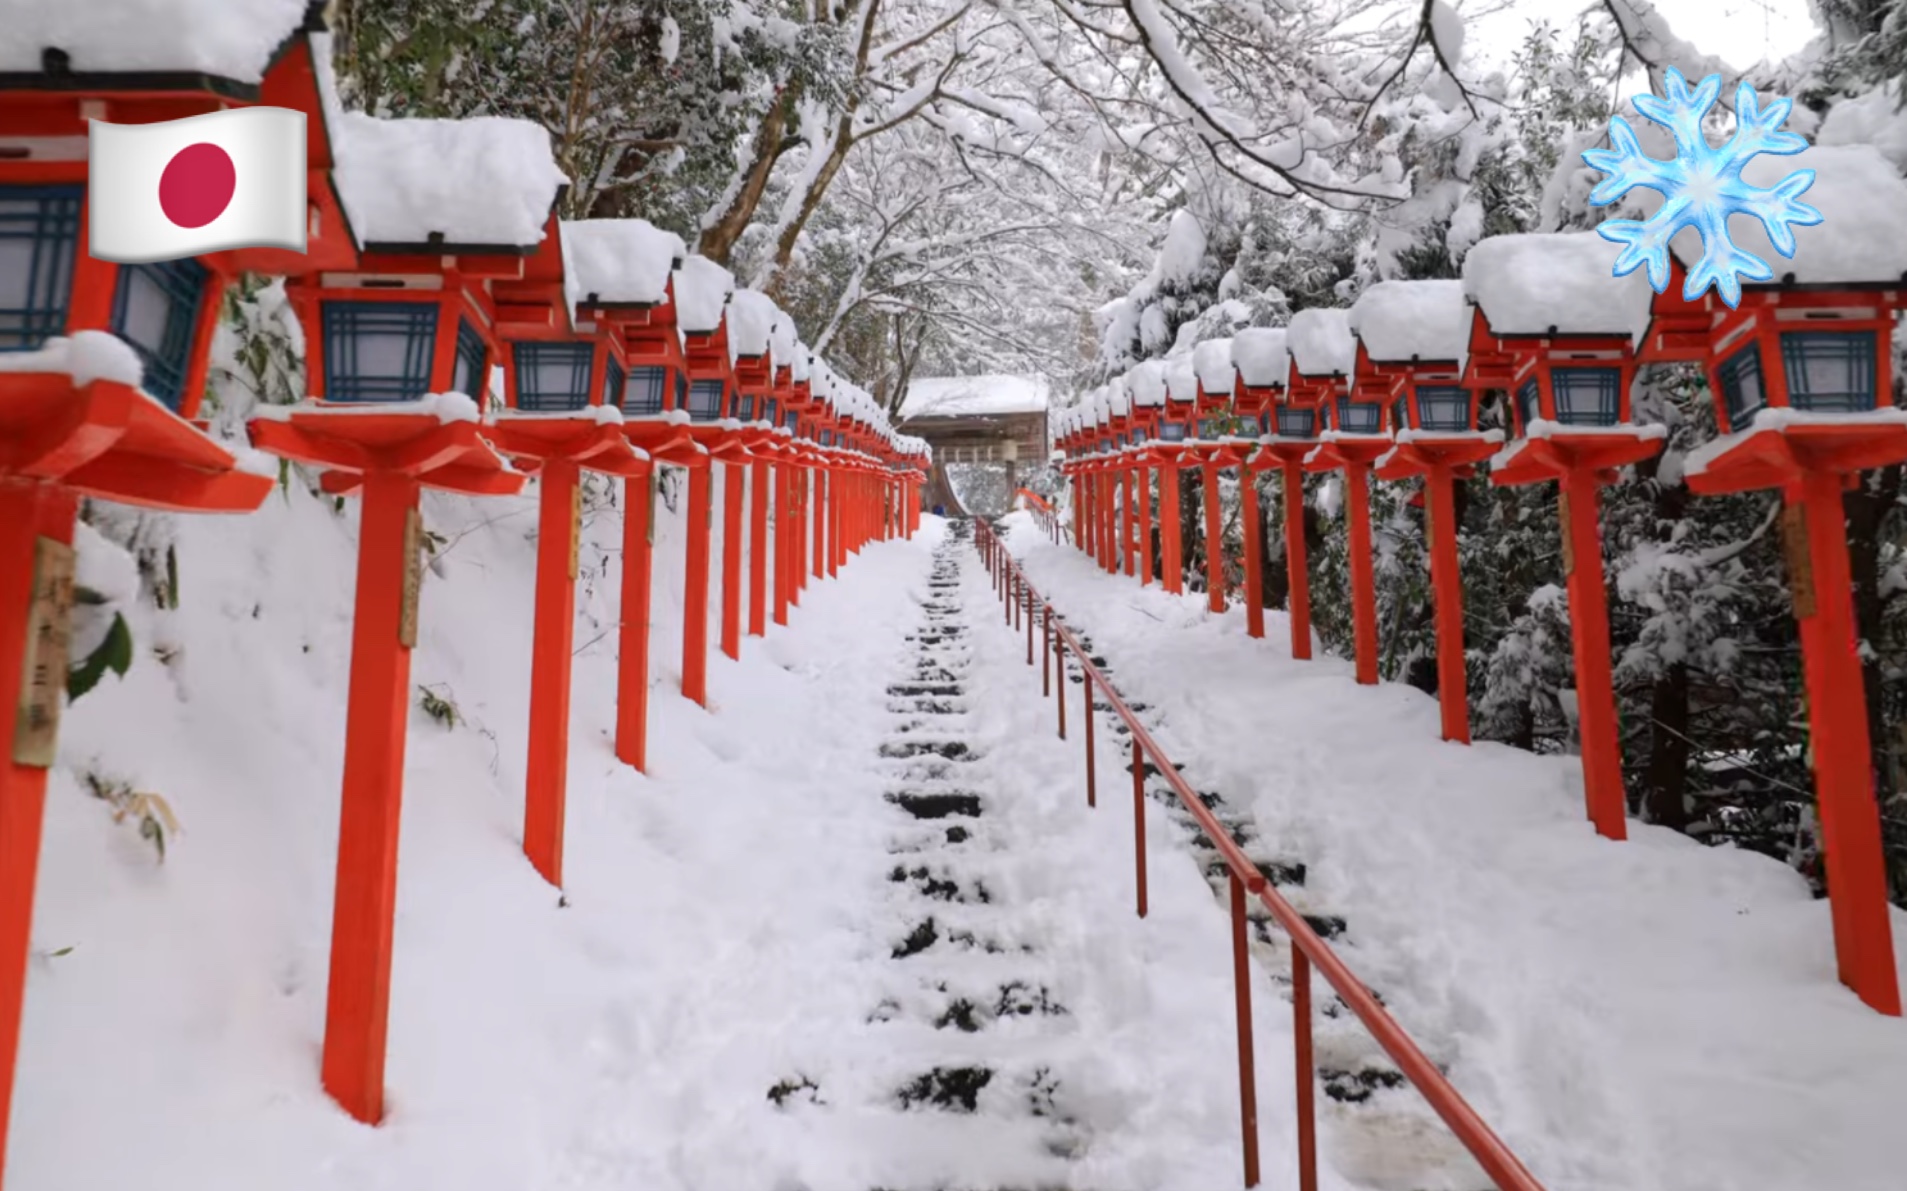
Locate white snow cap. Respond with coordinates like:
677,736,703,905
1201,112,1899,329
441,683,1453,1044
1163,354,1200,403
726,289,778,360
1348,280,1469,363
1157,210,1209,287
1127,359,1167,408
560,219,683,309
1462,231,1654,343
899,375,1048,420
1656,144,1907,286
768,314,800,372
0,0,311,79
672,256,735,336
1105,376,1132,417
333,113,567,250
1231,328,1289,388
1286,308,1356,377
1193,338,1236,395
1817,87,1907,173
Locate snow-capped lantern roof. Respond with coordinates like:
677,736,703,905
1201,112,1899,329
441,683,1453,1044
1107,378,1133,418
672,256,735,337
333,113,568,252
768,314,800,374
726,289,778,361
1193,338,1236,397
1232,328,1289,390
560,219,683,313
1286,308,1356,377
0,0,314,81
1349,280,1469,364
1127,360,1168,408
1163,355,1200,404
1462,232,1654,345
791,348,813,384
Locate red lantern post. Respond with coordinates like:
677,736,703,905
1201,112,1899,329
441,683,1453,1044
1663,144,1907,1015
1190,338,1246,615
725,289,789,643
670,256,740,698
249,112,565,1124
487,218,655,888
1240,331,1321,660
0,17,347,1175
1354,280,1498,743
1291,308,1383,684
1463,231,1662,843
1228,333,1281,640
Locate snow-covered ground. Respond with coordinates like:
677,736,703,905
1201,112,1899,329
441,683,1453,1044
14,483,1377,1190
1000,508,1907,1191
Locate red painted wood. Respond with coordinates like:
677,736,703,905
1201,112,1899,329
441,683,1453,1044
721,461,745,661
1344,461,1379,686
1559,471,1625,842
522,458,578,887
615,472,654,771
1425,467,1470,744
682,464,712,707
1203,464,1226,614
1242,474,1264,639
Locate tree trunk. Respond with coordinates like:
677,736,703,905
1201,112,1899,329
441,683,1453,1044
697,93,791,266
1179,468,1202,591
1643,661,1692,829
1845,464,1900,804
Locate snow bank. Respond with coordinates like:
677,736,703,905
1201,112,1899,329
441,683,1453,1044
560,219,683,311
898,375,1049,420
671,256,734,336
1286,307,1355,377
332,113,567,249
1817,86,1907,174
252,392,481,425
1192,337,1235,395
1685,405,1907,476
1462,231,1653,344
1230,327,1289,389
1348,279,1468,363
0,0,310,79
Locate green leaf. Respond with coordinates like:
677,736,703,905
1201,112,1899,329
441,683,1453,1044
49,946,74,958
67,613,133,702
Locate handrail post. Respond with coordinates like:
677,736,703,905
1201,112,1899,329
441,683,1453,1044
1083,669,1096,809
1042,606,1052,697
1294,948,1318,1191
1231,873,1261,1188
1132,737,1147,919
1025,586,1034,665
1056,637,1067,740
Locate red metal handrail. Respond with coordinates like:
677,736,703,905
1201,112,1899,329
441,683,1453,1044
973,517,1547,1191
1014,487,1068,544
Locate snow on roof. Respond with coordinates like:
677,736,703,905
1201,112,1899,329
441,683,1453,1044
0,0,311,80
791,348,812,383
332,113,566,249
1193,338,1235,394
672,256,734,335
1127,359,1167,407
1817,87,1907,174
1286,308,1355,376
1231,327,1289,388
1462,232,1653,343
898,374,1049,420
726,289,778,359
768,313,800,372
1106,376,1132,417
1655,144,1907,287
1163,354,1199,402
560,220,682,312
1348,280,1469,363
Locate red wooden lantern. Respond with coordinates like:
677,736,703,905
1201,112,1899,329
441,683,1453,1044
483,218,654,889
1463,230,1660,843
1190,337,1242,612
1355,279,1492,743
666,254,738,699
553,218,683,774
245,109,567,1128
1235,329,1309,655
1289,307,1381,685
723,288,783,650
1661,143,1907,1017
0,12,347,1177
1151,357,1201,594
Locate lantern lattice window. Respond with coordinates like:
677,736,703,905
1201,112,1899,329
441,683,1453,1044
0,185,81,351
764,398,779,424
451,319,488,401
735,393,757,421
1551,367,1621,427
1414,386,1470,432
782,407,800,431
686,377,724,421
1514,377,1539,432
1198,415,1226,438
322,301,437,403
1335,398,1382,434
1160,421,1187,442
1715,342,1766,429
1277,407,1316,437
513,342,593,411
1781,331,1877,413
601,356,625,409
625,365,667,414
1132,425,1148,444
111,258,207,410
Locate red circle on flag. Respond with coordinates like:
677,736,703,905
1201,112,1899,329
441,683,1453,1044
158,143,236,229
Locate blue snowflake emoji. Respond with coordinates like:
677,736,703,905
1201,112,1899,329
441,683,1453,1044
1582,68,1821,308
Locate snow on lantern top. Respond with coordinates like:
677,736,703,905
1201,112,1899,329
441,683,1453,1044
1107,377,1133,418
672,256,735,337
1193,338,1236,396
1348,280,1468,363
1462,232,1653,344
769,315,800,373
332,113,568,251
1126,360,1168,408
1645,144,1907,289
1163,354,1200,403
1286,308,1355,377
1231,328,1289,389
726,289,778,361
560,219,683,312
0,0,313,80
